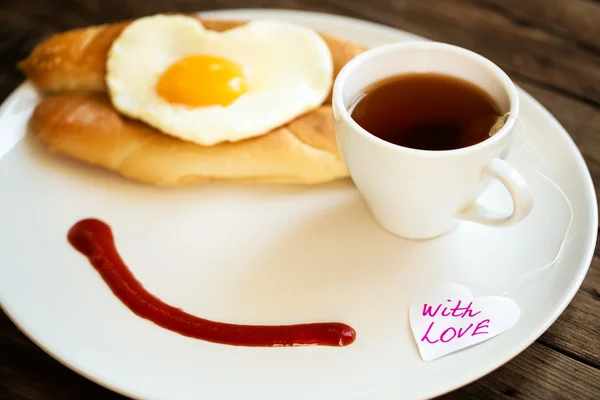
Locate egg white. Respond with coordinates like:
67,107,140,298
106,14,333,146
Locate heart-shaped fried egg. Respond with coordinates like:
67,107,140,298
106,14,333,145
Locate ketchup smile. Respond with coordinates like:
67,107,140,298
68,218,356,347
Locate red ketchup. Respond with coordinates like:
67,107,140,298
68,219,356,347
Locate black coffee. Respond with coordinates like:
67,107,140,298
348,73,502,151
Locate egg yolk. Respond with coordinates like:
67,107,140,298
156,55,247,107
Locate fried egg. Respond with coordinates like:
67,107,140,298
106,14,333,146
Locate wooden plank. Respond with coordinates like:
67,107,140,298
439,342,600,399
583,158,600,210
537,255,600,367
0,312,122,400
477,0,600,51
324,0,600,105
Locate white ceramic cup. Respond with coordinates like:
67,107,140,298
332,42,533,240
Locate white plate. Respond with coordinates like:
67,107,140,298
0,9,597,400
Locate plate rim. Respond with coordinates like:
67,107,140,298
1,8,597,400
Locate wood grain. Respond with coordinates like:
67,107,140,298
324,0,600,106
478,0,600,52
440,342,600,399
1,0,599,399
537,255,600,367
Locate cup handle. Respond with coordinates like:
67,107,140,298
458,158,533,227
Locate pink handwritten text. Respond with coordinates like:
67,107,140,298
420,299,490,345
422,299,481,318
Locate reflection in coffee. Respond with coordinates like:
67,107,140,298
348,73,502,151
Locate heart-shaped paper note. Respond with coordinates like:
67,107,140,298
409,283,520,361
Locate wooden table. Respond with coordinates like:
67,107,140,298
1,0,599,398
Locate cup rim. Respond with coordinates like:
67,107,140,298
332,41,520,157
